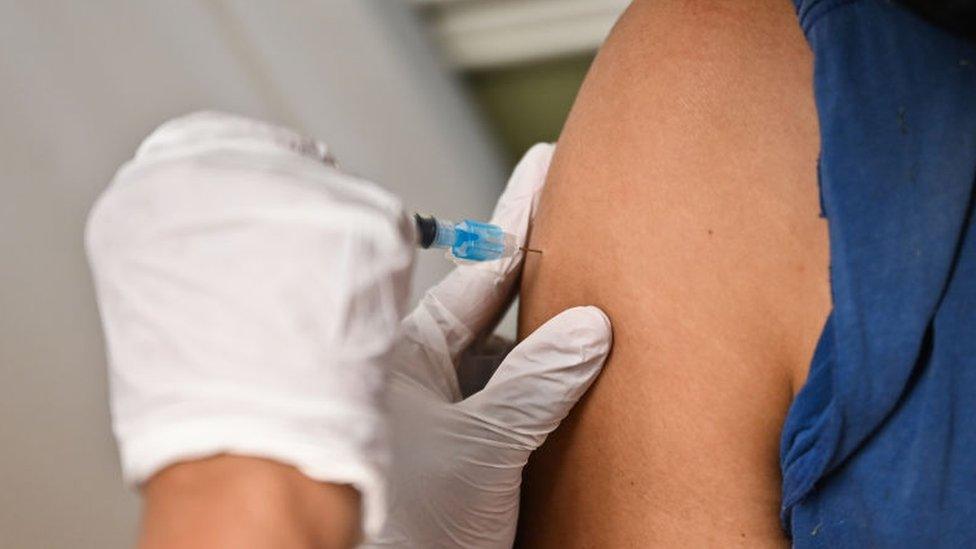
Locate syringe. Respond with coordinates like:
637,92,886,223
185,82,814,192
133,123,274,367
413,213,541,262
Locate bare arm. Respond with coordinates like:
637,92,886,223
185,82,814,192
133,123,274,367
139,456,361,549
517,0,830,545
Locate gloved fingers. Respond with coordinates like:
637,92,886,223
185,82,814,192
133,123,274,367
417,143,555,360
489,142,554,248
388,308,464,403
385,330,512,405
458,306,612,450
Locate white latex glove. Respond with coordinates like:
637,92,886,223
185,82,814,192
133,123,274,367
366,144,613,548
86,112,414,536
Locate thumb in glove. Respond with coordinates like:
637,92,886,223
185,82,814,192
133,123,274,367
459,305,613,452
370,305,612,548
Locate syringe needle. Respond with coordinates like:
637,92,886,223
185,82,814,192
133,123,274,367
520,246,543,254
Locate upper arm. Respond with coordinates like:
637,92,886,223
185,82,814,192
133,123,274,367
516,0,830,545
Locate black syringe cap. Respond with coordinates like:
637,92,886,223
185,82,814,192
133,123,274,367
414,213,438,249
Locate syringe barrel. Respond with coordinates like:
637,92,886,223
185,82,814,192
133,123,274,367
432,218,457,249
413,213,516,262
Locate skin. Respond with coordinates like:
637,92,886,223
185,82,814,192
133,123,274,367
140,456,361,549
516,0,830,546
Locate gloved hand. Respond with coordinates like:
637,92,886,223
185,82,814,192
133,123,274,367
366,144,613,548
86,112,414,537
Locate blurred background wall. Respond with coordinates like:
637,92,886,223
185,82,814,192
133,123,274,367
0,0,623,546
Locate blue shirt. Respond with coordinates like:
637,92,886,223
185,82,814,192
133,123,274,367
781,1,976,545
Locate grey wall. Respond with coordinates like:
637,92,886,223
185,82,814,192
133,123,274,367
0,1,506,546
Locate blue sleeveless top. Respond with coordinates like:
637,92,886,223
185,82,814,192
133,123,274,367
781,1,976,546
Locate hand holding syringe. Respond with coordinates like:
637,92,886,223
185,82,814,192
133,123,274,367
88,113,604,549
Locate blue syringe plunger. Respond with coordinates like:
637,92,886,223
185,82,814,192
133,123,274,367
413,213,517,262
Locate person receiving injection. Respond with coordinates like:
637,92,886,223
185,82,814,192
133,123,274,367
85,112,612,548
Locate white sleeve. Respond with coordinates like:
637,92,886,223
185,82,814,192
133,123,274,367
85,111,415,536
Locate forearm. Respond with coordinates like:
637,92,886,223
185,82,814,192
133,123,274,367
86,112,407,548
139,455,361,549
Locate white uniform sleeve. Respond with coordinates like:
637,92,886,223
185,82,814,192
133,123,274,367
85,112,414,536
